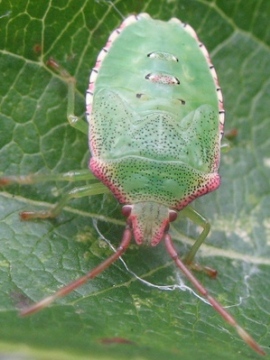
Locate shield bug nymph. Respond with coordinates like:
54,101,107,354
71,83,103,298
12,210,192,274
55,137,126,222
0,13,265,355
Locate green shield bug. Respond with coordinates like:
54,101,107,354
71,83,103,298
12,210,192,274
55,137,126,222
0,13,265,355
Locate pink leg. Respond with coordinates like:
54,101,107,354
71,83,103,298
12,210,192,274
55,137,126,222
164,233,265,356
20,226,132,316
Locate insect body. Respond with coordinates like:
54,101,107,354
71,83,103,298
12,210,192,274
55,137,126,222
0,13,264,355
87,13,222,247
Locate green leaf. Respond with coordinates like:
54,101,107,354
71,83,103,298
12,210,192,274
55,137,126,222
0,0,269,359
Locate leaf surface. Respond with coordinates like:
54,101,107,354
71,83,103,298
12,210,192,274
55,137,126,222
0,0,269,359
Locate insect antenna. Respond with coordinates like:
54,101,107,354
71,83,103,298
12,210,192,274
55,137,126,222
20,226,132,316
164,233,265,356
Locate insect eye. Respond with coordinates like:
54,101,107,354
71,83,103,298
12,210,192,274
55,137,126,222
122,205,132,218
169,210,177,223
